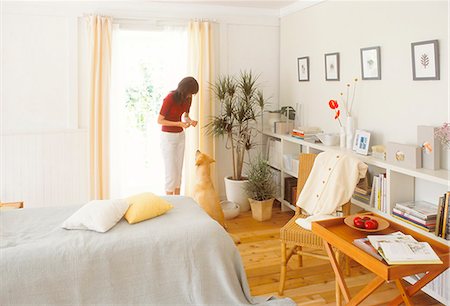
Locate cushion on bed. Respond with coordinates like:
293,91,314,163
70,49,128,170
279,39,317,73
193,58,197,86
124,192,173,224
61,199,129,232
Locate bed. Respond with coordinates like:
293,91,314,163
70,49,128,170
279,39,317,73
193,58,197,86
0,196,295,305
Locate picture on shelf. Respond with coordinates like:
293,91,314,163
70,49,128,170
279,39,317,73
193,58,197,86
353,129,371,155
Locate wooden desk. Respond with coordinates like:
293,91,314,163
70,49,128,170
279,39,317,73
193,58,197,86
312,213,449,306
0,201,23,209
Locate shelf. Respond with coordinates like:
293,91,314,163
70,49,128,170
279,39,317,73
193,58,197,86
263,130,450,246
262,130,450,185
283,168,298,178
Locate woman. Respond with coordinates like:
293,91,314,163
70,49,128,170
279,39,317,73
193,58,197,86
157,76,199,195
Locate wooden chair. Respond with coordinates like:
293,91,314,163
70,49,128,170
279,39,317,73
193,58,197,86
279,153,351,295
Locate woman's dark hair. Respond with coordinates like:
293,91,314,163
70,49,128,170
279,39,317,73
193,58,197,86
173,76,199,104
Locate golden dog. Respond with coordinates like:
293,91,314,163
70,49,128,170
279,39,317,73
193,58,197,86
193,150,225,227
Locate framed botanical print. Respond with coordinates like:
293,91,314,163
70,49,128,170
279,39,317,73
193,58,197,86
325,52,339,81
411,40,439,80
297,57,309,82
360,46,381,80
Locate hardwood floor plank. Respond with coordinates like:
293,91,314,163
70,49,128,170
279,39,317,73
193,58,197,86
228,207,444,306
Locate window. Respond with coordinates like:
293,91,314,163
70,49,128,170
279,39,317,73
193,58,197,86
110,26,187,197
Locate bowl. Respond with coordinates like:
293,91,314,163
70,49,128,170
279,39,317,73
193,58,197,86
221,201,240,220
316,133,339,146
344,214,390,232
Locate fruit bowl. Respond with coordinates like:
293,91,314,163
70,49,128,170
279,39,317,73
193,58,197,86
344,214,389,232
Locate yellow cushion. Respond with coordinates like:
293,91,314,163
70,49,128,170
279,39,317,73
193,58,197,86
124,192,173,224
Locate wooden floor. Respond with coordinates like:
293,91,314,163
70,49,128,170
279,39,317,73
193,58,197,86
226,203,443,306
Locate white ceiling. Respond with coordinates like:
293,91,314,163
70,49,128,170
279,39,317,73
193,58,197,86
158,1,298,10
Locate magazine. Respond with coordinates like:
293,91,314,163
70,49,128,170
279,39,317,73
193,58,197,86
378,241,442,265
367,231,442,265
367,231,415,250
353,238,383,261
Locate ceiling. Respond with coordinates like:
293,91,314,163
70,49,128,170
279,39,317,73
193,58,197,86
158,1,298,10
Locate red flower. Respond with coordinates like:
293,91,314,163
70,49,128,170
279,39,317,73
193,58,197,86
328,99,342,127
334,109,340,120
329,100,339,110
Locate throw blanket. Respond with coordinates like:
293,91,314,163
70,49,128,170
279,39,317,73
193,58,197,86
1,196,294,306
297,150,368,215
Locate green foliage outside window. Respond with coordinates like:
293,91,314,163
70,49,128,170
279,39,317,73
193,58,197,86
124,63,162,133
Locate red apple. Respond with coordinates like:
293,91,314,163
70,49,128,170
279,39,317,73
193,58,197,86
353,218,365,229
362,216,371,221
364,219,379,230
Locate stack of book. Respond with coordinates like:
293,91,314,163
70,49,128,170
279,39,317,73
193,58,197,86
352,185,371,205
435,192,450,239
291,126,322,140
392,201,437,232
369,173,387,212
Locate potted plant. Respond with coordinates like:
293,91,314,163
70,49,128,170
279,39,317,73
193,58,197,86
245,155,277,221
205,71,266,212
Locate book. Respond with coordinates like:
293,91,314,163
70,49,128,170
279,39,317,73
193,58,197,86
394,201,438,220
440,192,450,238
353,238,383,260
378,241,443,265
392,214,435,232
435,195,445,237
368,232,443,265
392,208,437,226
367,231,415,250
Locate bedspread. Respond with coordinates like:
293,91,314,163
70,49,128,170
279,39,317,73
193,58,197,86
0,196,294,305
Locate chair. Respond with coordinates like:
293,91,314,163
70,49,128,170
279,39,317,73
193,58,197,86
279,153,351,295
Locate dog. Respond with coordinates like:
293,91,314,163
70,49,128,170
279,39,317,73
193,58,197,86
193,150,240,244
193,150,225,227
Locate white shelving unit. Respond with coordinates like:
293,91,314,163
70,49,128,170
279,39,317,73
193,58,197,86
262,130,450,304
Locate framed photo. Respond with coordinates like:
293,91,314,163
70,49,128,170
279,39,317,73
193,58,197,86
353,129,371,155
325,52,339,81
411,40,439,80
297,57,309,82
360,46,381,80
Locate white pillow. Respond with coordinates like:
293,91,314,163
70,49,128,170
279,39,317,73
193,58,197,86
62,199,129,233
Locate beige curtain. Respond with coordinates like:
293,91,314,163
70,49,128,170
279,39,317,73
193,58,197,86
86,16,112,200
185,20,216,196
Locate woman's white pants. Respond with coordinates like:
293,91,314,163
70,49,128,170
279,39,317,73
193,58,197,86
160,131,185,192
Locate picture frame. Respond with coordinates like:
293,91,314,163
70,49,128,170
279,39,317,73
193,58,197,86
411,40,439,80
297,56,309,82
353,129,371,155
325,52,339,81
360,46,381,80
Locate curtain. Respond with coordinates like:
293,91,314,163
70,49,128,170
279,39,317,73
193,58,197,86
86,15,112,200
185,20,216,197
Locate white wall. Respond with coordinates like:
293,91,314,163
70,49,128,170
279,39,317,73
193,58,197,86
1,1,280,205
280,1,448,147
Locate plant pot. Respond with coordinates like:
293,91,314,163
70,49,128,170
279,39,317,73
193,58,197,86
224,177,250,212
249,198,274,221
220,201,240,220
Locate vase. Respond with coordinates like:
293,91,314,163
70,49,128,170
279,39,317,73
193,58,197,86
339,126,346,148
346,116,355,149
224,177,250,212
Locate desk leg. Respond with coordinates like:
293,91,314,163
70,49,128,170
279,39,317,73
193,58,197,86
335,276,341,306
388,267,447,306
347,276,385,306
323,241,351,303
394,279,413,306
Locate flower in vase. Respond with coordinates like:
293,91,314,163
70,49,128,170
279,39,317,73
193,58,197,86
339,78,358,117
435,122,450,149
328,99,342,127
